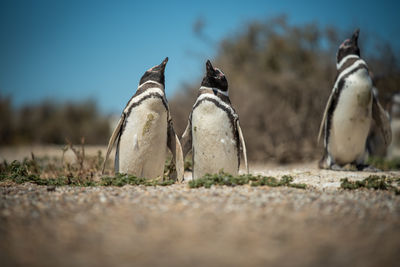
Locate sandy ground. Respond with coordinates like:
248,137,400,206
1,146,400,267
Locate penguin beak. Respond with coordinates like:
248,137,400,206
206,60,214,75
160,57,168,72
161,57,168,66
149,57,168,72
351,28,360,46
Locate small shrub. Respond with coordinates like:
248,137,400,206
0,159,175,187
188,171,306,189
340,175,400,194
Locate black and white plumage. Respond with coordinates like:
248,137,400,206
102,57,184,181
318,29,391,170
388,93,400,159
181,60,248,179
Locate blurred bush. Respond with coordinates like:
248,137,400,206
0,98,110,145
170,16,400,163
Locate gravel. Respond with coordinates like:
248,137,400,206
1,166,400,267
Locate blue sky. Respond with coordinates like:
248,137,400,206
1,0,399,114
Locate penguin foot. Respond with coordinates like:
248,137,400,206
330,164,344,171
330,164,357,171
329,163,381,172
356,164,381,172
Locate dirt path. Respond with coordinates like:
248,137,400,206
1,147,400,266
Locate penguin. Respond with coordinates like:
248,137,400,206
318,29,391,170
181,60,248,179
102,57,184,181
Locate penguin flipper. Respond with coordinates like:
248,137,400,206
167,119,184,182
101,114,125,174
318,87,336,144
180,116,193,159
371,94,392,146
237,121,249,174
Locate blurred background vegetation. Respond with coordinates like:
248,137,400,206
1,16,399,163
0,97,110,145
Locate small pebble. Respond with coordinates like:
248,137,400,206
47,185,56,192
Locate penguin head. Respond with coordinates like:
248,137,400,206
337,28,360,64
201,60,228,92
139,57,168,87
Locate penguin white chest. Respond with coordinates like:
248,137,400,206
118,97,168,178
388,118,400,158
329,69,372,164
191,100,238,179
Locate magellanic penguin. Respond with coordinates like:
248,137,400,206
181,60,248,179
318,29,392,170
102,57,184,181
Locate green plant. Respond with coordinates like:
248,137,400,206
340,175,400,194
188,171,306,189
0,159,175,187
100,173,174,187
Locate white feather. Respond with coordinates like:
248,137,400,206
118,96,168,178
191,99,238,179
328,67,372,164
124,88,165,113
194,93,238,119
199,86,229,96
318,59,368,144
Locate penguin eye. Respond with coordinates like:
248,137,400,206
343,39,353,48
340,39,352,49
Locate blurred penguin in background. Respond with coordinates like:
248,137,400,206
318,29,392,170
